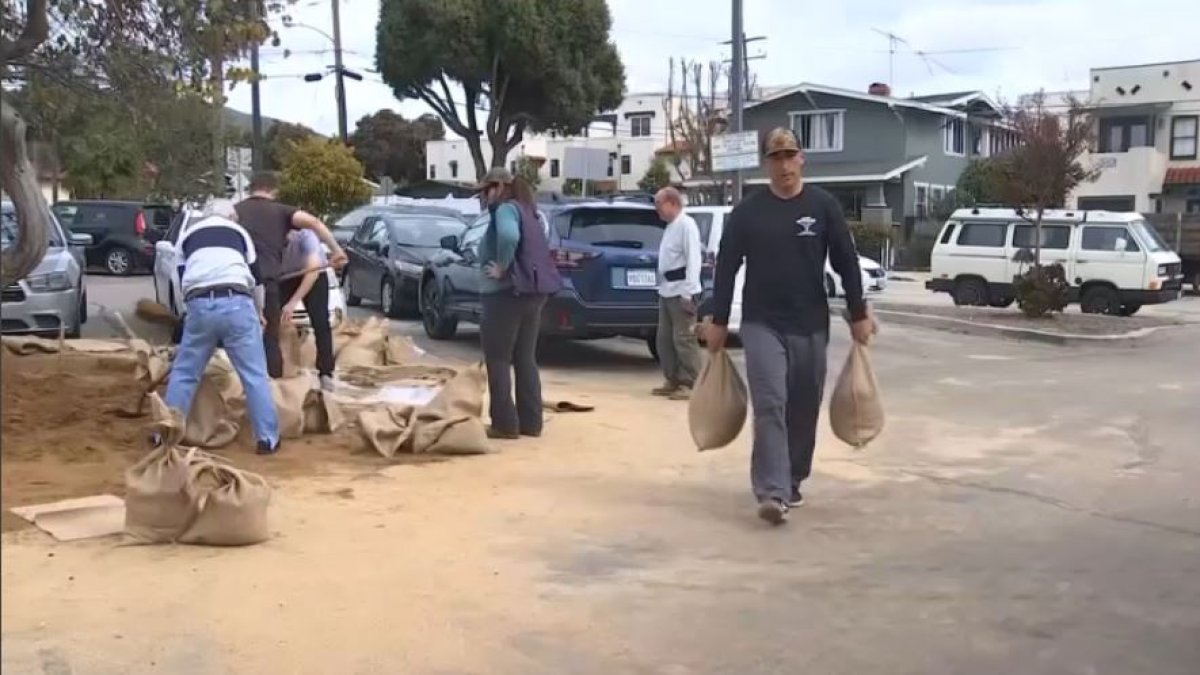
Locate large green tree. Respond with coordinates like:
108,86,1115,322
279,136,373,219
376,0,625,180
350,109,445,185
264,121,319,170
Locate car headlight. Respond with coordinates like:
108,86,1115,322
394,260,423,274
26,271,73,292
1157,265,1168,277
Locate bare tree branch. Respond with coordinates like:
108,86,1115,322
0,0,50,64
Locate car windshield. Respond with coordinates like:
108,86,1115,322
567,208,667,249
1,207,65,249
387,216,466,247
1130,220,1169,253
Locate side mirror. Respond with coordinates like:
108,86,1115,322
363,239,380,253
379,244,390,258
439,235,459,251
69,232,93,246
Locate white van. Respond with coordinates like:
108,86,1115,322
927,207,1184,315
691,205,885,333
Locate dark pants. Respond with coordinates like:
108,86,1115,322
261,280,284,379
741,322,828,503
281,275,335,377
480,292,546,435
656,295,700,387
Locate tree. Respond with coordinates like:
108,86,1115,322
376,0,625,180
513,156,541,190
638,157,672,194
663,58,728,183
349,109,445,184
265,121,318,170
279,137,373,219
992,91,1099,317
955,158,1005,206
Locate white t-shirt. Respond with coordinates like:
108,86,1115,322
177,215,257,295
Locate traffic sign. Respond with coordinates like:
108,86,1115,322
225,146,252,176
711,131,760,172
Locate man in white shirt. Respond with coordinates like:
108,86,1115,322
163,199,281,455
652,187,703,400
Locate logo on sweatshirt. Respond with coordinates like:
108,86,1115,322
795,217,819,237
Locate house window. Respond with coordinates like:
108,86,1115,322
429,164,436,179
1170,116,1198,159
930,185,945,207
944,118,966,156
509,160,517,173
788,110,844,152
970,125,991,157
915,183,929,218
1098,116,1153,153
550,159,560,178
620,155,631,175
448,160,458,179
630,115,652,137
606,156,614,177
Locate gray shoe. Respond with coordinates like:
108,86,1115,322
319,374,336,392
757,499,789,525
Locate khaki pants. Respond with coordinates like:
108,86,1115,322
656,296,700,387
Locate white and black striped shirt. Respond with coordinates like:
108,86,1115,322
177,215,258,296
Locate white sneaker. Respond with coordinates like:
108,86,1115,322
319,375,335,392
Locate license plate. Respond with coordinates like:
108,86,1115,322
625,269,657,288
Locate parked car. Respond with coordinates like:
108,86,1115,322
342,210,468,317
153,209,347,332
331,203,470,246
927,207,1184,315
51,200,173,275
1,201,91,338
419,200,669,356
693,204,883,335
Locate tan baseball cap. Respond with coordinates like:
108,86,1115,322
763,127,802,157
474,167,514,191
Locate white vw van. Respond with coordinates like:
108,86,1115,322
927,208,1184,315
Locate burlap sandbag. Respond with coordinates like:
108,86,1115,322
384,335,420,365
124,404,195,543
829,343,885,448
359,362,489,457
337,317,388,367
182,376,241,447
303,389,346,434
279,324,304,378
177,460,271,546
688,349,748,451
271,375,312,439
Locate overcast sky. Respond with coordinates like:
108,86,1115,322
228,0,1198,138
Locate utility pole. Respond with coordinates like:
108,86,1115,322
249,0,264,171
730,0,745,203
332,0,348,144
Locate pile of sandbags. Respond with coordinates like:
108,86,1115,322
124,402,271,546
358,362,491,457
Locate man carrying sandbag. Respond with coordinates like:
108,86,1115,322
704,128,876,525
651,187,703,401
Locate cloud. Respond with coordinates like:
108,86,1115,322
226,0,1198,136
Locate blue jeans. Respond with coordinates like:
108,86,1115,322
165,293,280,447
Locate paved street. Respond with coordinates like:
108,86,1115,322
6,274,1199,673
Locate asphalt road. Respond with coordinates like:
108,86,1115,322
19,272,1198,674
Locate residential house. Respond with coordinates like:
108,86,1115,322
424,92,679,193
735,82,1014,229
1067,59,1200,214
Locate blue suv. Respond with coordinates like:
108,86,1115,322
418,199,668,356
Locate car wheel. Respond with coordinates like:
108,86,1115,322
381,278,403,319
422,278,458,340
1192,271,1200,294
825,274,838,298
953,278,988,307
1080,286,1121,315
79,288,88,324
343,267,362,306
67,295,83,338
105,247,134,276
988,297,1015,309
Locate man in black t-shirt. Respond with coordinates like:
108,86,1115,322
235,171,347,378
705,127,876,525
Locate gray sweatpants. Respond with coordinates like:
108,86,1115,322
656,296,701,387
740,322,828,503
480,293,547,435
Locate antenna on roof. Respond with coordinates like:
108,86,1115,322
871,28,909,88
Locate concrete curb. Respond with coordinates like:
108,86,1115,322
826,302,1181,346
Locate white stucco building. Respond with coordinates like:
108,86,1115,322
425,92,679,193
1068,59,1200,214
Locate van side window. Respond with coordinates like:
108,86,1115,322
1082,226,1140,252
957,222,1007,247
939,221,958,244
1013,224,1071,250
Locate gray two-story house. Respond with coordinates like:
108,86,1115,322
739,82,1013,230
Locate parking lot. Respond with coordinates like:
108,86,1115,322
5,273,1199,673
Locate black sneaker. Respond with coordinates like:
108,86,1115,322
256,439,281,455
757,499,789,525
789,487,805,508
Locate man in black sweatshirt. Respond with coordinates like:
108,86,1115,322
706,127,876,525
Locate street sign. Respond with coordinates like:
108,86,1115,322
225,146,252,176
711,131,760,172
562,147,612,181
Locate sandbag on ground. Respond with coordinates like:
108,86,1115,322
359,362,489,457
687,349,748,451
829,342,885,448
